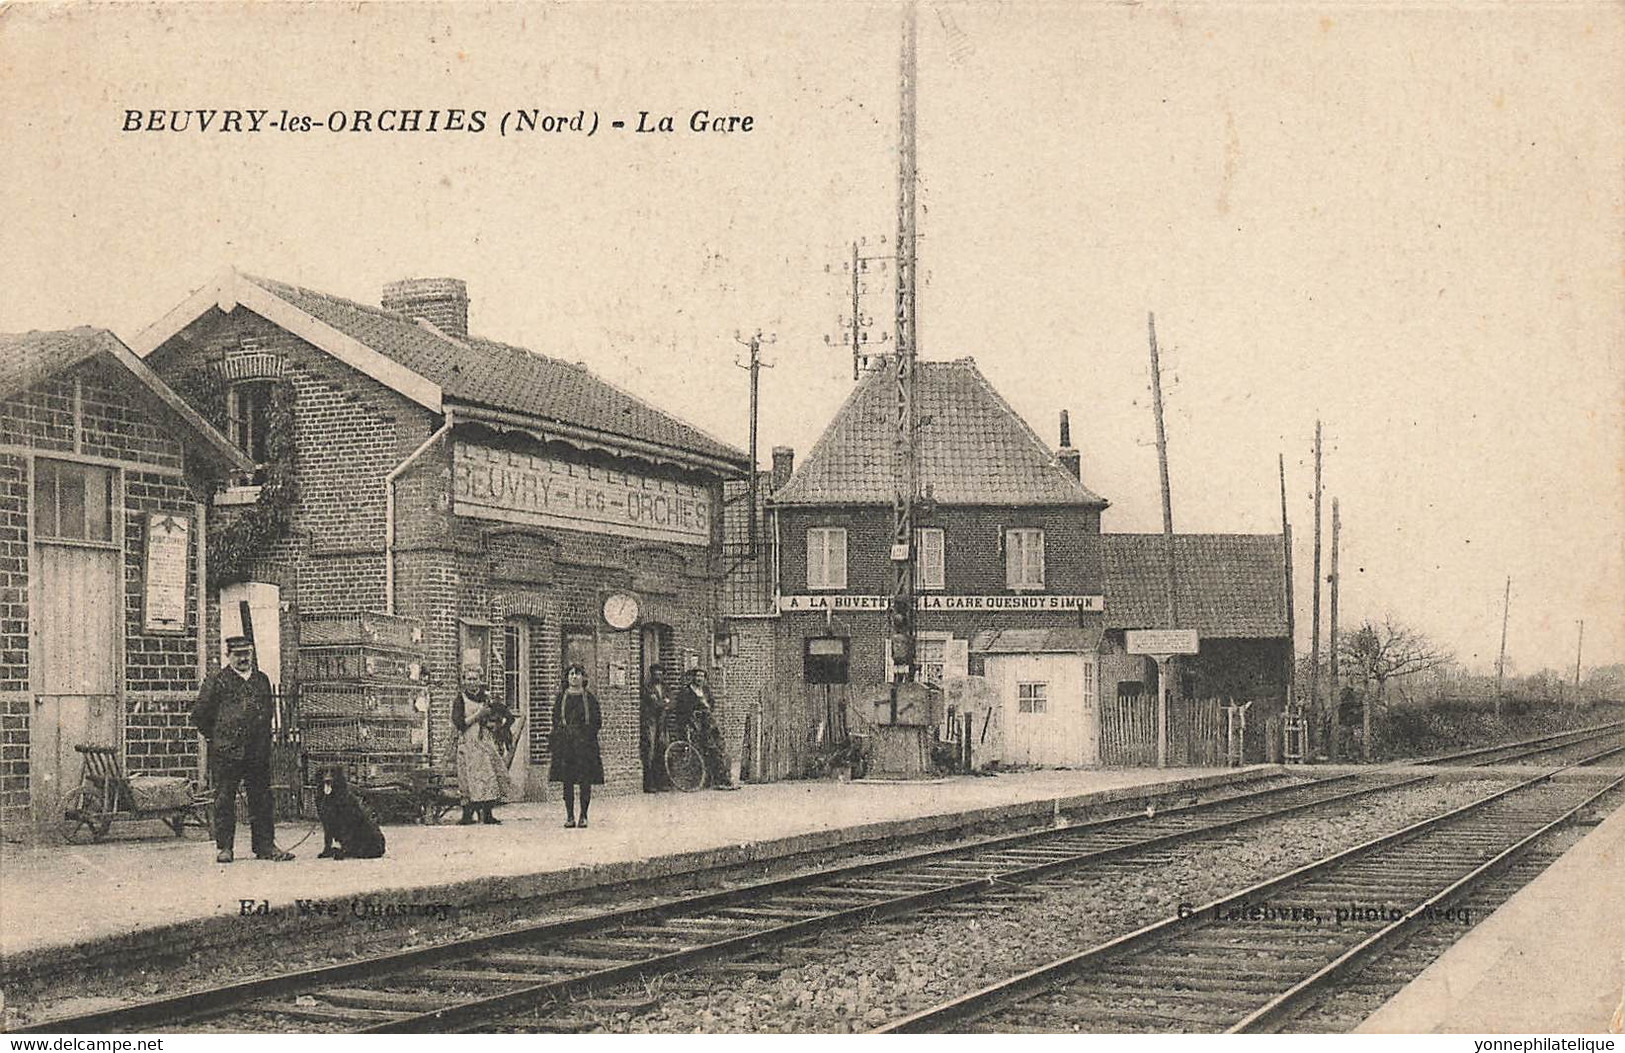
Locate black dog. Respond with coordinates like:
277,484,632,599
316,766,386,860
482,698,518,758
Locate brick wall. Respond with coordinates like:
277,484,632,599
1,693,27,827
777,504,1104,595
80,360,187,469
0,377,74,451
0,455,28,692
717,618,774,768
124,695,202,777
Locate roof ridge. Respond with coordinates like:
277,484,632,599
243,272,746,466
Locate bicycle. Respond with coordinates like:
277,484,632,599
661,714,711,793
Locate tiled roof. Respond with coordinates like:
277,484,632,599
970,625,1104,654
772,359,1108,507
1104,533,1289,638
0,327,249,469
0,326,116,398
241,276,747,469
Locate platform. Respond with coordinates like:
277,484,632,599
1359,789,1625,1034
0,765,1262,974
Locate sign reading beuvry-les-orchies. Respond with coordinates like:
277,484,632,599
453,442,711,546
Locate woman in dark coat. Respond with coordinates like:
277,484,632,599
549,664,604,827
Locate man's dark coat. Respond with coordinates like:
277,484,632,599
192,666,275,761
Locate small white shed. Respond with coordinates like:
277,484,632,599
972,627,1102,768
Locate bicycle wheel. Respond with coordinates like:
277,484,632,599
58,784,111,844
664,740,708,793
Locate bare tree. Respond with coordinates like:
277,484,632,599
1340,617,1453,760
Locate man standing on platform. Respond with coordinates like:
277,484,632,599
192,635,294,863
675,668,738,791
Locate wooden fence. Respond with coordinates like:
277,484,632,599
1101,693,1227,767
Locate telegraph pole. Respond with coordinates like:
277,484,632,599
1574,619,1585,705
734,331,774,555
1148,313,1179,629
1279,454,1299,761
1309,420,1323,755
1328,497,1342,760
888,0,921,686
1495,576,1510,717
825,239,893,379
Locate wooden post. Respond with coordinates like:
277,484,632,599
1279,453,1295,714
1329,497,1341,760
1495,576,1510,718
1156,656,1170,769
1308,420,1323,756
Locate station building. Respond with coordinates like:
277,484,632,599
136,270,748,798
0,328,250,831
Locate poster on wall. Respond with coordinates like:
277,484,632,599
142,512,190,634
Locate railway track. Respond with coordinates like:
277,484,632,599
878,754,1622,1034
1419,720,1625,768
20,768,1439,1034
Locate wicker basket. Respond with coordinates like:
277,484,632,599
301,683,430,720
302,716,420,753
299,611,423,650
299,646,424,684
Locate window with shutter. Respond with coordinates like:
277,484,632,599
1005,528,1045,588
807,527,847,590
916,528,945,590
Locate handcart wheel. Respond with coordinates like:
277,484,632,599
58,784,111,844
664,740,708,793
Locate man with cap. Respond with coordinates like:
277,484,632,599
193,635,293,862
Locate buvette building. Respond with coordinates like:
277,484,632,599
138,269,748,797
723,357,1291,776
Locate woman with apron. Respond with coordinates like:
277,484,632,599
452,664,512,824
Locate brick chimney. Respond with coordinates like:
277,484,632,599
770,446,795,492
1056,410,1081,480
382,278,469,339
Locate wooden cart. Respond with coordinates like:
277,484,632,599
58,744,214,843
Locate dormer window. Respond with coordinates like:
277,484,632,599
226,380,273,487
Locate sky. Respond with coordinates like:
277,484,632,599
2,1,1621,676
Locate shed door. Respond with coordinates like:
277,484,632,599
995,654,1085,767
31,544,121,820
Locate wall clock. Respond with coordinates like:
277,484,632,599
602,592,640,631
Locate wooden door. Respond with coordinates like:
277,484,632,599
996,654,1084,767
31,543,121,820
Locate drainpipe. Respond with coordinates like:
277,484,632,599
385,409,453,616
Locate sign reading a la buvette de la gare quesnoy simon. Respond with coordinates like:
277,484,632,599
452,441,712,546
777,594,1105,613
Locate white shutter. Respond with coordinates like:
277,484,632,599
808,529,826,588
1005,531,1020,588
1030,530,1045,587
831,528,847,589
947,637,969,680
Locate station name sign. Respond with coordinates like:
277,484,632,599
453,442,711,546
778,594,1105,613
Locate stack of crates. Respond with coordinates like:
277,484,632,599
298,611,429,785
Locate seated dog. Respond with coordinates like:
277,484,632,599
315,765,386,860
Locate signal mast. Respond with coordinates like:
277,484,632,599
888,1,921,687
